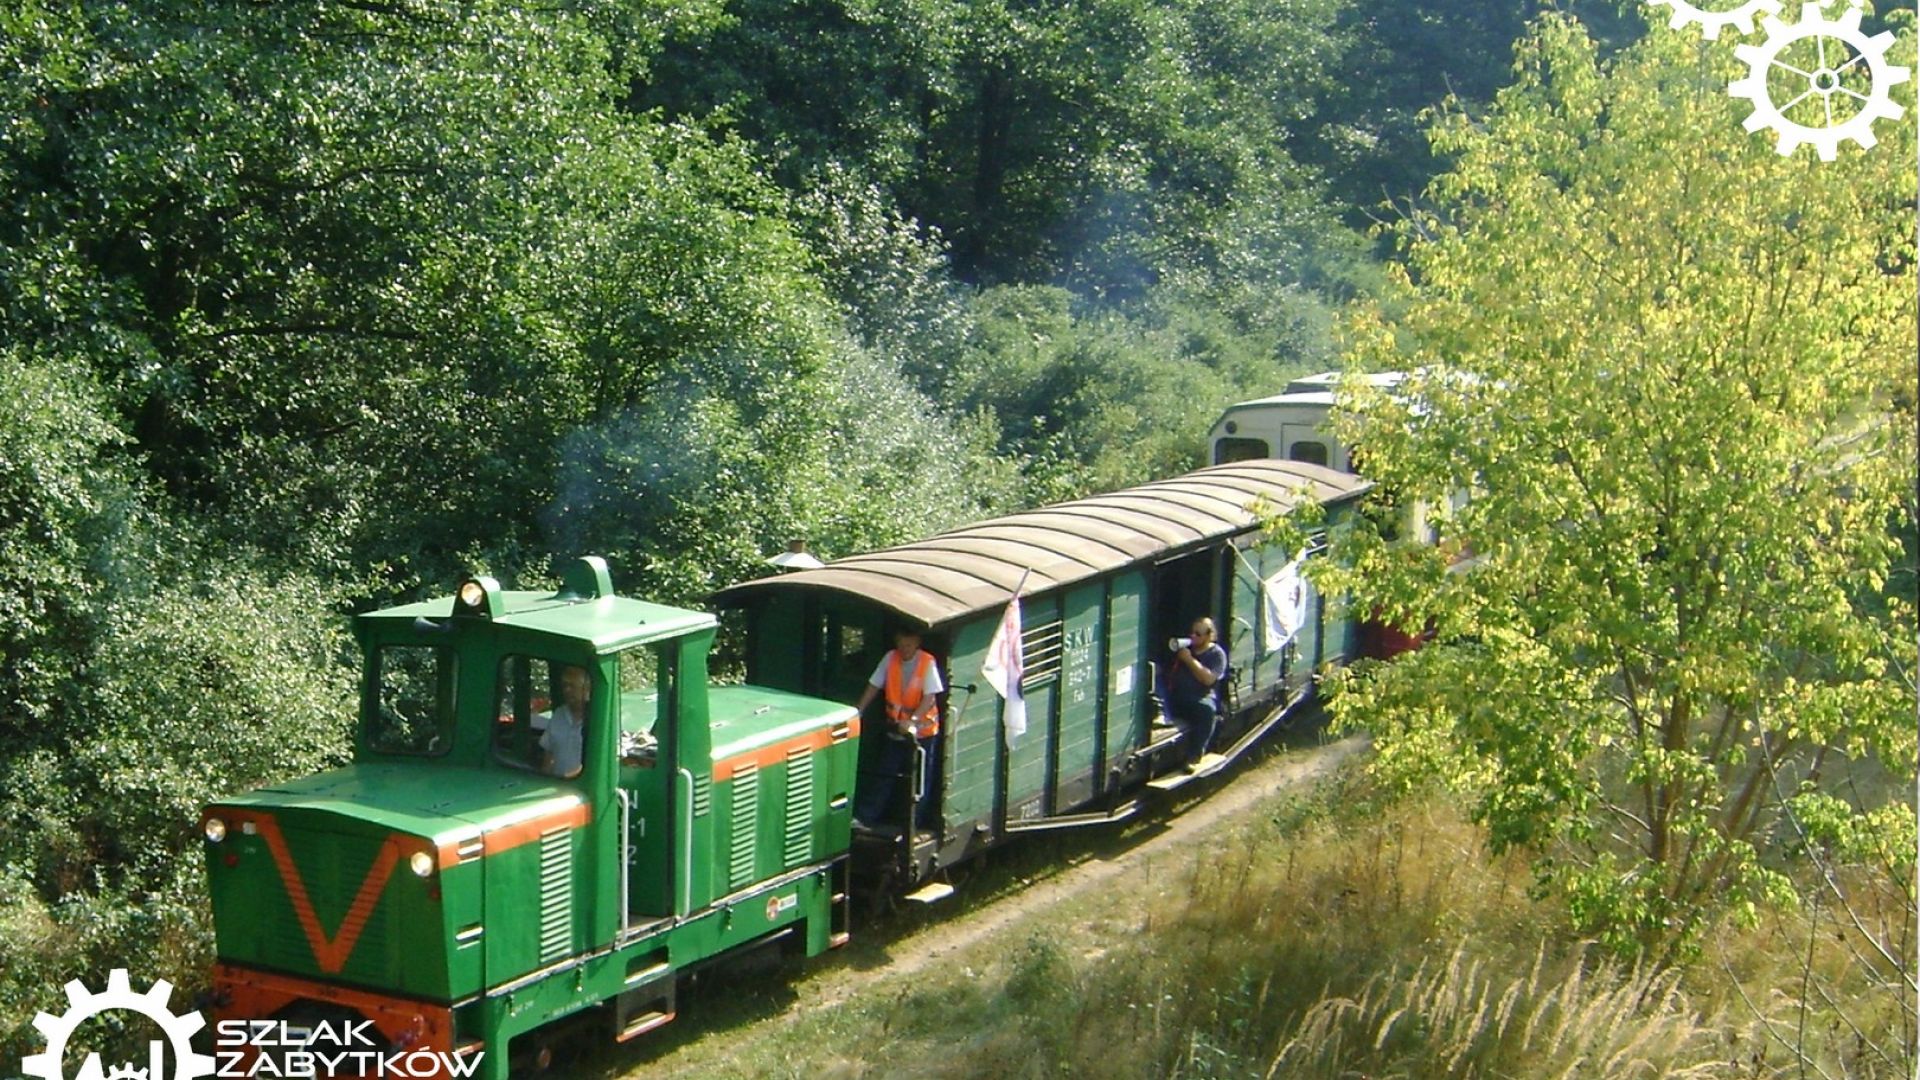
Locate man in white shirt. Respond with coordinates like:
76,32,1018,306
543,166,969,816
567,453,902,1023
536,664,591,779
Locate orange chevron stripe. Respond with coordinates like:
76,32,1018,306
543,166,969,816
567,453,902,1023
251,815,407,974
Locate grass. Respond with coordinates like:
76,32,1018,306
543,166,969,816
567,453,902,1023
603,752,1912,1079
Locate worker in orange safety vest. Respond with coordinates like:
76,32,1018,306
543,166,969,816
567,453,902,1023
852,626,944,830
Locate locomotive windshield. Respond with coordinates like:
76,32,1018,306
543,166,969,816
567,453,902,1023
367,643,455,756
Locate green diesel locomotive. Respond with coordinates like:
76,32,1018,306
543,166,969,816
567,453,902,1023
199,459,1367,1078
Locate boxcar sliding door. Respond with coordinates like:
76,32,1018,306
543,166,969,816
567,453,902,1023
1005,594,1060,823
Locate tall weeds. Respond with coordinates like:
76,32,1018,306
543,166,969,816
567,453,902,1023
1261,941,1727,1079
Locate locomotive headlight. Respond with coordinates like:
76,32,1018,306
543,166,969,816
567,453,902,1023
458,581,486,609
410,851,436,878
204,817,228,843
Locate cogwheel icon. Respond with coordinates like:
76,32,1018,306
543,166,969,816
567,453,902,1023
1729,2,1911,160
20,969,216,1080
1645,0,1780,41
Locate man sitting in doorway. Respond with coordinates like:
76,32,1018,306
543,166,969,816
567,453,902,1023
1168,617,1227,772
851,626,943,831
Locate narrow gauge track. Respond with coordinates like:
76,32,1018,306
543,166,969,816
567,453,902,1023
591,721,1367,1079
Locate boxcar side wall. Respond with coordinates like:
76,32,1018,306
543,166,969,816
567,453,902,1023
1056,581,1106,810
940,570,1154,832
941,614,997,835
1104,571,1149,780
1005,591,1056,821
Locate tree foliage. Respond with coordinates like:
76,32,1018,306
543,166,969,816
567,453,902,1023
1287,0,1637,234
642,0,1360,298
1318,12,1917,958
0,1,1013,1054
2,0,862,583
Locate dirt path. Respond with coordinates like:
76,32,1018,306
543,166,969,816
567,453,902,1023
805,733,1364,1009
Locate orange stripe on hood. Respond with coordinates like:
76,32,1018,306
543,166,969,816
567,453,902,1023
250,816,405,975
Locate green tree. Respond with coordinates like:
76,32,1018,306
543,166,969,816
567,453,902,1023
0,351,130,729
0,562,354,1061
1315,11,1917,959
1,0,829,588
641,0,1361,300
1288,0,1637,235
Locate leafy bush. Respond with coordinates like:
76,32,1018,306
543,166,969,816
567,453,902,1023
0,565,353,1064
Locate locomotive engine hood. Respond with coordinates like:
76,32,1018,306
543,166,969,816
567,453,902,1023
201,763,586,1002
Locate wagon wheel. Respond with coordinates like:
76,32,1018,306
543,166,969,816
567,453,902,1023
943,851,985,890
861,875,900,920
854,856,902,921
511,1029,558,1075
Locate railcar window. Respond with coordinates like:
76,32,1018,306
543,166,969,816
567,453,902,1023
369,645,454,756
1214,437,1269,464
1021,619,1064,688
1288,441,1330,467
618,646,660,693
826,618,874,698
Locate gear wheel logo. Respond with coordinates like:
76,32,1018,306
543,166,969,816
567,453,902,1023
1729,2,1911,160
20,969,217,1080
1645,0,1781,40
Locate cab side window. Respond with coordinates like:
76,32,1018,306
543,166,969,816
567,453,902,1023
368,645,454,756
617,646,670,769
1288,441,1330,467
493,656,594,779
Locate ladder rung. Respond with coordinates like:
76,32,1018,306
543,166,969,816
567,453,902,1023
616,1010,676,1043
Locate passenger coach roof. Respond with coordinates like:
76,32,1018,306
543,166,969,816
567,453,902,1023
714,460,1369,629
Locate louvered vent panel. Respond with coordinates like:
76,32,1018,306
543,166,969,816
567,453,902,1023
691,772,711,817
728,764,759,890
265,832,390,973
537,828,572,962
783,746,814,865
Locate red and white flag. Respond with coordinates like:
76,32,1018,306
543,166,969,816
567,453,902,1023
981,584,1027,748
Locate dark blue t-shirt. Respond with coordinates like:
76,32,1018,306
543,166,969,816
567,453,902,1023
1169,643,1227,707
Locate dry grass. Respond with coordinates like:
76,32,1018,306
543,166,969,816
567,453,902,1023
1261,941,1727,1079
622,763,1911,1080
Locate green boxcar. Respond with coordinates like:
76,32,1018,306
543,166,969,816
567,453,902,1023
716,460,1370,889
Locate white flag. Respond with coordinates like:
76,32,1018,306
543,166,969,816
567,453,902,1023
981,593,1027,747
1261,557,1309,653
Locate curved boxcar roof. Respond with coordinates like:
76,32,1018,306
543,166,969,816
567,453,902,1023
714,460,1370,629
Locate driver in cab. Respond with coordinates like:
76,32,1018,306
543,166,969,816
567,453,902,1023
535,665,591,779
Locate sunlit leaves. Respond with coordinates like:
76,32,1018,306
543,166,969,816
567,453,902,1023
1319,10,1917,955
